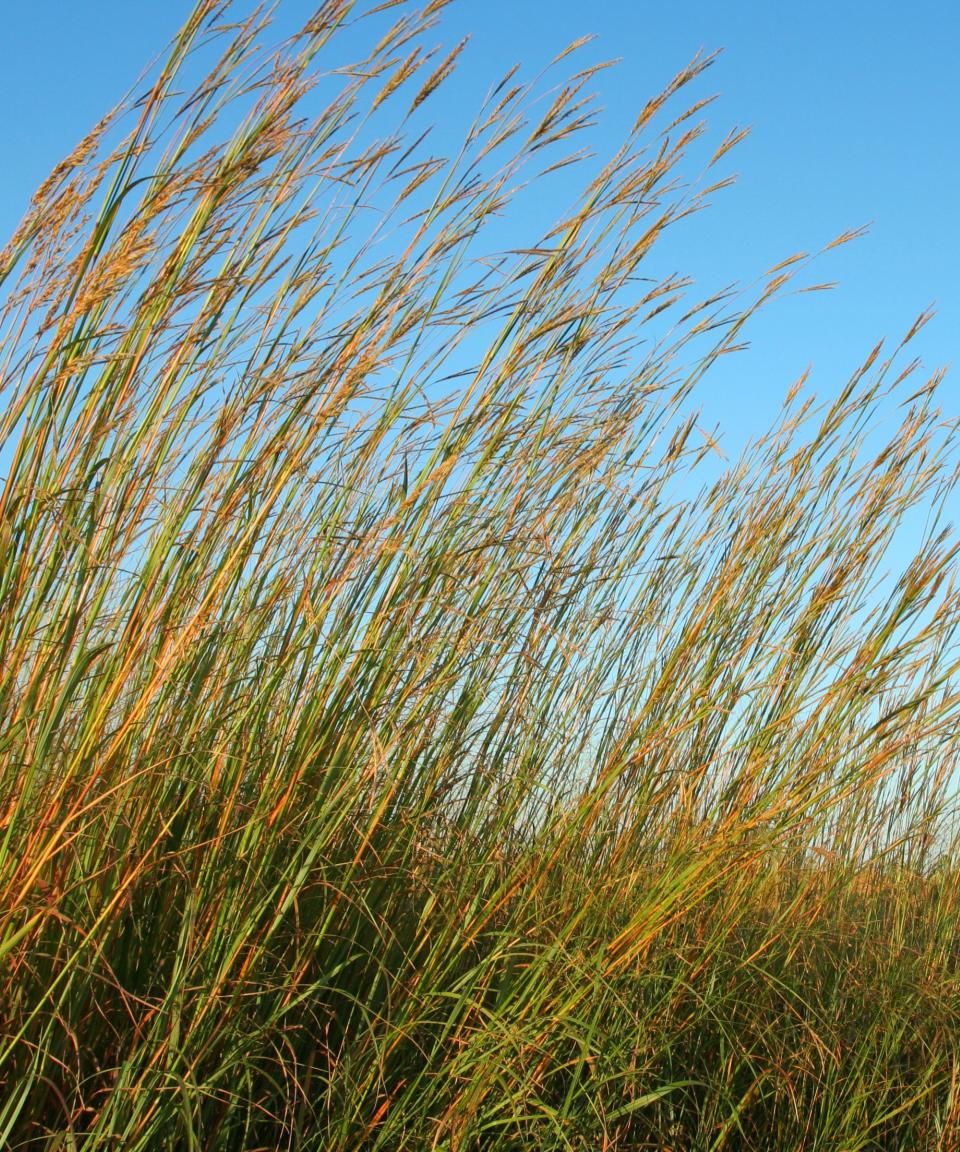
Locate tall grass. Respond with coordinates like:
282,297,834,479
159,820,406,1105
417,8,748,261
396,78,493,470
2,2,960,1147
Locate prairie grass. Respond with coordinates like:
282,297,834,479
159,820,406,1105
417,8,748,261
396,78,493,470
2,2,960,1148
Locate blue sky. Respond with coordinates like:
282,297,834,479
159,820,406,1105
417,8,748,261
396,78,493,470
1,1,957,456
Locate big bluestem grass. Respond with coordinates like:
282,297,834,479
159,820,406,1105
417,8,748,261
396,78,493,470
1,2,959,1148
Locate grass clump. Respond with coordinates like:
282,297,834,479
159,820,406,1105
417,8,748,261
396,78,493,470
1,2,960,1148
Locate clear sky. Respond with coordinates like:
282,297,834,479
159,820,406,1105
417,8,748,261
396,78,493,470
1,1,957,457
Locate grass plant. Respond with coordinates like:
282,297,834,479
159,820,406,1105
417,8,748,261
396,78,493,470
1,2,960,1148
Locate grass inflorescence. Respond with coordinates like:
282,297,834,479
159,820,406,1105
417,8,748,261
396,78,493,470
1,2,960,1148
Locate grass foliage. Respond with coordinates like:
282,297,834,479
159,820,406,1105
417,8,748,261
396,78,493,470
2,2,960,1147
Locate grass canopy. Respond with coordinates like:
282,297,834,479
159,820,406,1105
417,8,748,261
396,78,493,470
1,2,959,1148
